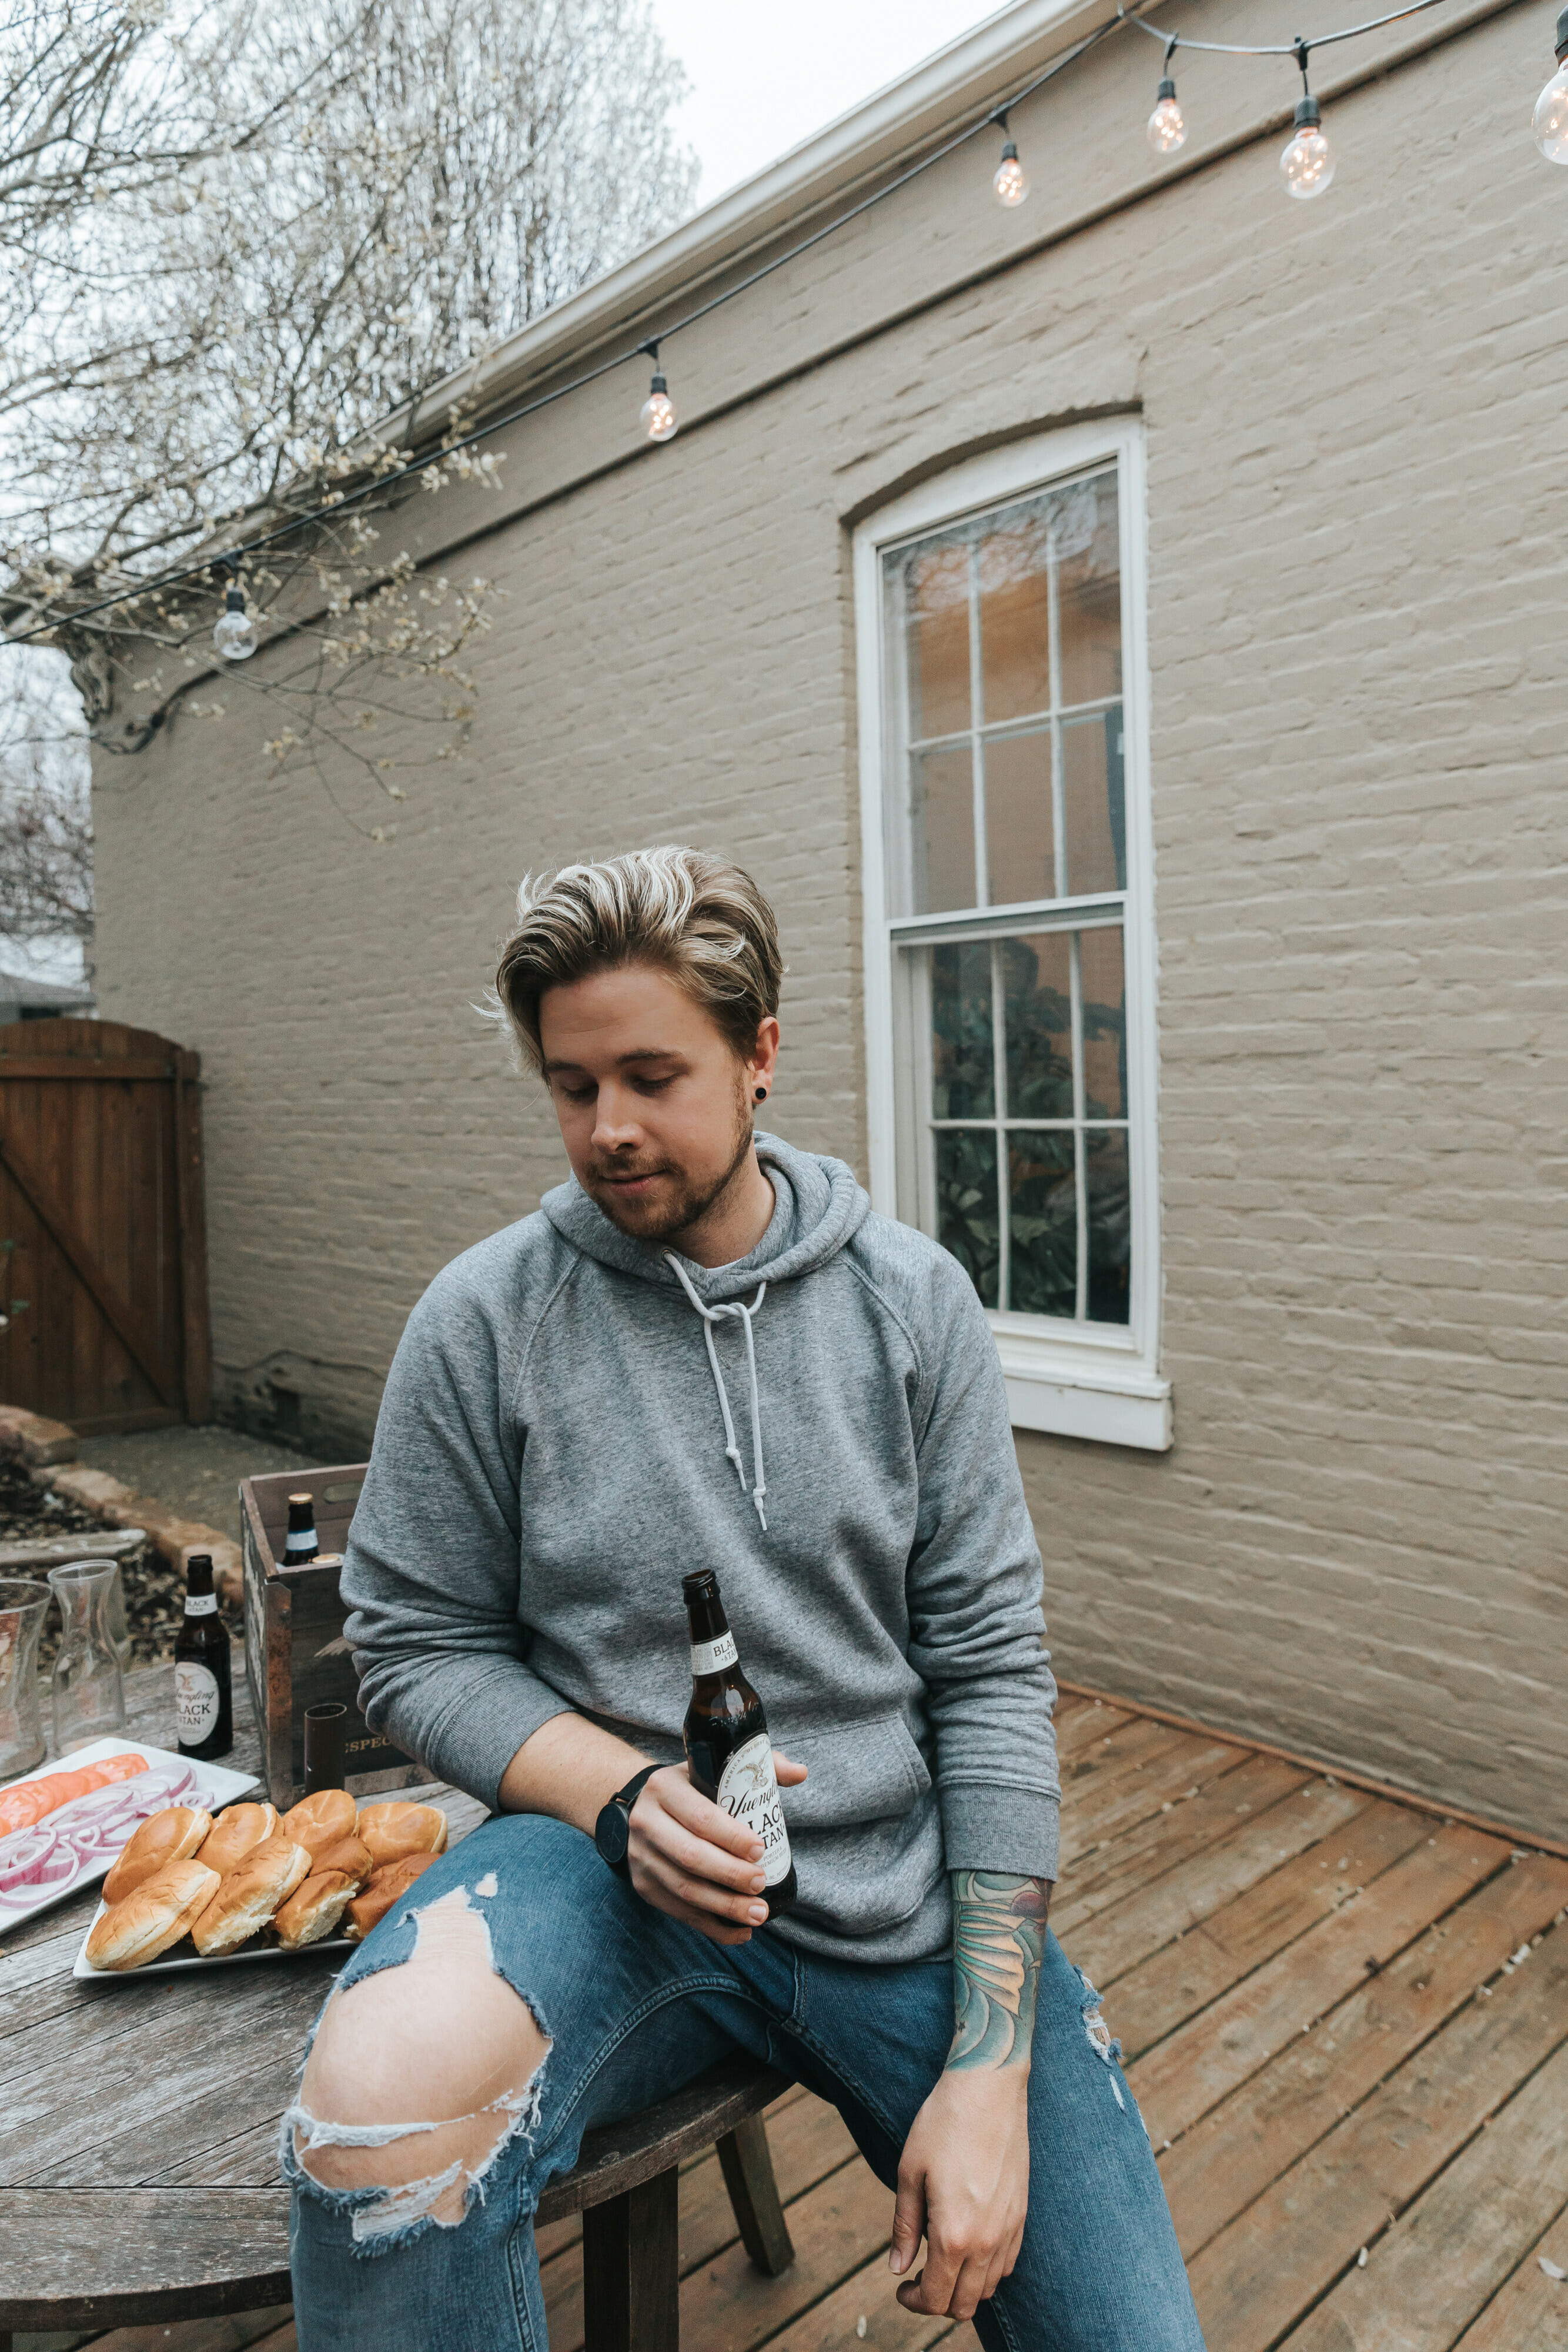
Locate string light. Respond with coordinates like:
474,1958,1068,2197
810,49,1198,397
638,342,677,442
212,580,259,659
1280,45,1334,198
992,115,1029,205
1533,7,1568,159
1147,42,1186,151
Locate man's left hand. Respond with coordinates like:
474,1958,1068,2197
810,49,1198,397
888,2064,1029,2319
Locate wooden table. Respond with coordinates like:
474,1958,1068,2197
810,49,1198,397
0,1661,489,2340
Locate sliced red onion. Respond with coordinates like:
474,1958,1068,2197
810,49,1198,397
0,1825,58,1890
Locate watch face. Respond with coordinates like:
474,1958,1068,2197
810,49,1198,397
596,1799,632,1869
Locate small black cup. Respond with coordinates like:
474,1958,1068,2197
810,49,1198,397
303,1700,349,1795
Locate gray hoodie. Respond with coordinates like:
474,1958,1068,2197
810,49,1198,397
343,1133,1059,1964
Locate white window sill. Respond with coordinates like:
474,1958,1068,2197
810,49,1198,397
990,1325,1172,1451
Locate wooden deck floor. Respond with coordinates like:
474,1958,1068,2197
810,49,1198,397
25,1689,1568,2352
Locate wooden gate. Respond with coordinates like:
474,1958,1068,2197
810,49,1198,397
0,1018,210,1434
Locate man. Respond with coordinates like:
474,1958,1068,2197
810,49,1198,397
286,846,1205,2350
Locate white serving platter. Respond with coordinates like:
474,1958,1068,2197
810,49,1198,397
72,1782,453,1980
1,1736,258,1935
73,1907,352,1979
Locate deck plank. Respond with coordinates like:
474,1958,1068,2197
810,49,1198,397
1185,1915,1568,2351
1449,2199,1568,2349
1276,2037,1568,2351
1113,1798,1433,2061
1125,1822,1510,2130
1053,1753,1308,1922
1058,1738,1245,1866
1067,1778,1369,1990
1054,1695,1132,1758
1160,1852,1568,2253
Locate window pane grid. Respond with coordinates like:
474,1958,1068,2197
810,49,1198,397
908,692,1121,753
885,462,1132,1331
912,927,1125,1320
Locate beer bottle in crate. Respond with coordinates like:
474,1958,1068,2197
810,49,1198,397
175,1553,233,1760
281,1493,319,1566
681,1569,796,1916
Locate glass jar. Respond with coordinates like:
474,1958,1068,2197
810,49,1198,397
47,1559,127,1753
51,1553,132,1671
0,1578,51,1778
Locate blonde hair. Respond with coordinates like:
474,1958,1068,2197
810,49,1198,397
494,846,783,1073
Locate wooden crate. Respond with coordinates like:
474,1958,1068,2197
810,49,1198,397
239,1462,420,1809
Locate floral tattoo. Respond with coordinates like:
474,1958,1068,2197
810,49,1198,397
948,1871,1051,2072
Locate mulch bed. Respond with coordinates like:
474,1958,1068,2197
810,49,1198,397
0,1457,241,1675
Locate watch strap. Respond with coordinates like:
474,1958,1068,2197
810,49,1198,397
614,1764,660,1812
595,1763,660,1876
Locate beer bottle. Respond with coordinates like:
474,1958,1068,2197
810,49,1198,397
681,1569,796,1916
281,1493,319,1567
175,1553,233,1760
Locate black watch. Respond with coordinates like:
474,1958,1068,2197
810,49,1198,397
594,1765,660,1876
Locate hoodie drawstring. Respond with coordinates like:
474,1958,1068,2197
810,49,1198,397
663,1253,770,1532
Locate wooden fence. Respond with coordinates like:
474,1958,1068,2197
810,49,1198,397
0,1018,210,1434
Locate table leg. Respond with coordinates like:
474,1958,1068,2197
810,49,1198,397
582,2164,678,2352
717,2113,795,2276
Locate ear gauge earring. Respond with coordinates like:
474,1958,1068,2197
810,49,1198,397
754,1087,767,1103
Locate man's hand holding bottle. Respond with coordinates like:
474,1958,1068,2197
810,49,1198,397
622,1753,807,1944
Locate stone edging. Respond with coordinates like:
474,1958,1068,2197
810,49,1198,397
0,1405,243,1603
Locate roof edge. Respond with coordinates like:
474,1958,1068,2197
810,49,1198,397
374,0,1115,445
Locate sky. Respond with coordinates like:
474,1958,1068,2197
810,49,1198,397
648,0,1004,206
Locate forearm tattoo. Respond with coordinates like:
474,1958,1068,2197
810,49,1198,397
948,1870,1051,2072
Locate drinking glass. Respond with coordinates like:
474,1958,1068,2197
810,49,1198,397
303,1700,349,1795
0,1579,50,1778
47,1559,127,1753
52,1551,132,1670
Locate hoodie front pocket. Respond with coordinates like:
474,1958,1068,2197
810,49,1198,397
779,1714,932,1834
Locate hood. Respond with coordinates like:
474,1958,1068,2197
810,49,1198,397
539,1130,870,1301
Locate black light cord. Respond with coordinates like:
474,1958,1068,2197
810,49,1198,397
7,0,1468,646
1119,0,1456,59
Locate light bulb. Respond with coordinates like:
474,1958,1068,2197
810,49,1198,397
1533,14,1568,159
212,584,259,660
994,139,1028,207
640,370,677,442
1534,64,1568,156
1147,79,1186,154
1280,96,1335,199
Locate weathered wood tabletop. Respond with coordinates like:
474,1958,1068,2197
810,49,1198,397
0,1662,486,2333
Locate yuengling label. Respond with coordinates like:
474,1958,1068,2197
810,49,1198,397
716,1731,792,1887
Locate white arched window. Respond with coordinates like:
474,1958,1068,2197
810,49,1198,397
855,420,1169,1449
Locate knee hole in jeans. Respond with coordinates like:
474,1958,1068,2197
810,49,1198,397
288,1883,551,2242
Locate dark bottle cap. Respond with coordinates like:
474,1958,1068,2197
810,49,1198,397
681,1570,720,1602
303,1700,349,1795
185,1553,215,1595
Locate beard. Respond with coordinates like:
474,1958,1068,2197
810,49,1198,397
580,1085,755,1247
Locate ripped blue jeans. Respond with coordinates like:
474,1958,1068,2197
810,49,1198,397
286,1813,1205,2351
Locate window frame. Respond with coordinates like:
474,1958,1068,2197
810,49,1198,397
854,419,1171,1451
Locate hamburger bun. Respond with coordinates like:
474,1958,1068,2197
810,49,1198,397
279,1788,357,1857
85,1857,220,1971
274,1869,357,1950
189,1833,311,1956
355,1802,449,1869
197,1801,279,1876
307,1833,374,1890
345,1851,439,1941
103,1805,213,1904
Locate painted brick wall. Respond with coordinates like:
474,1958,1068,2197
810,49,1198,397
91,0,1568,1836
